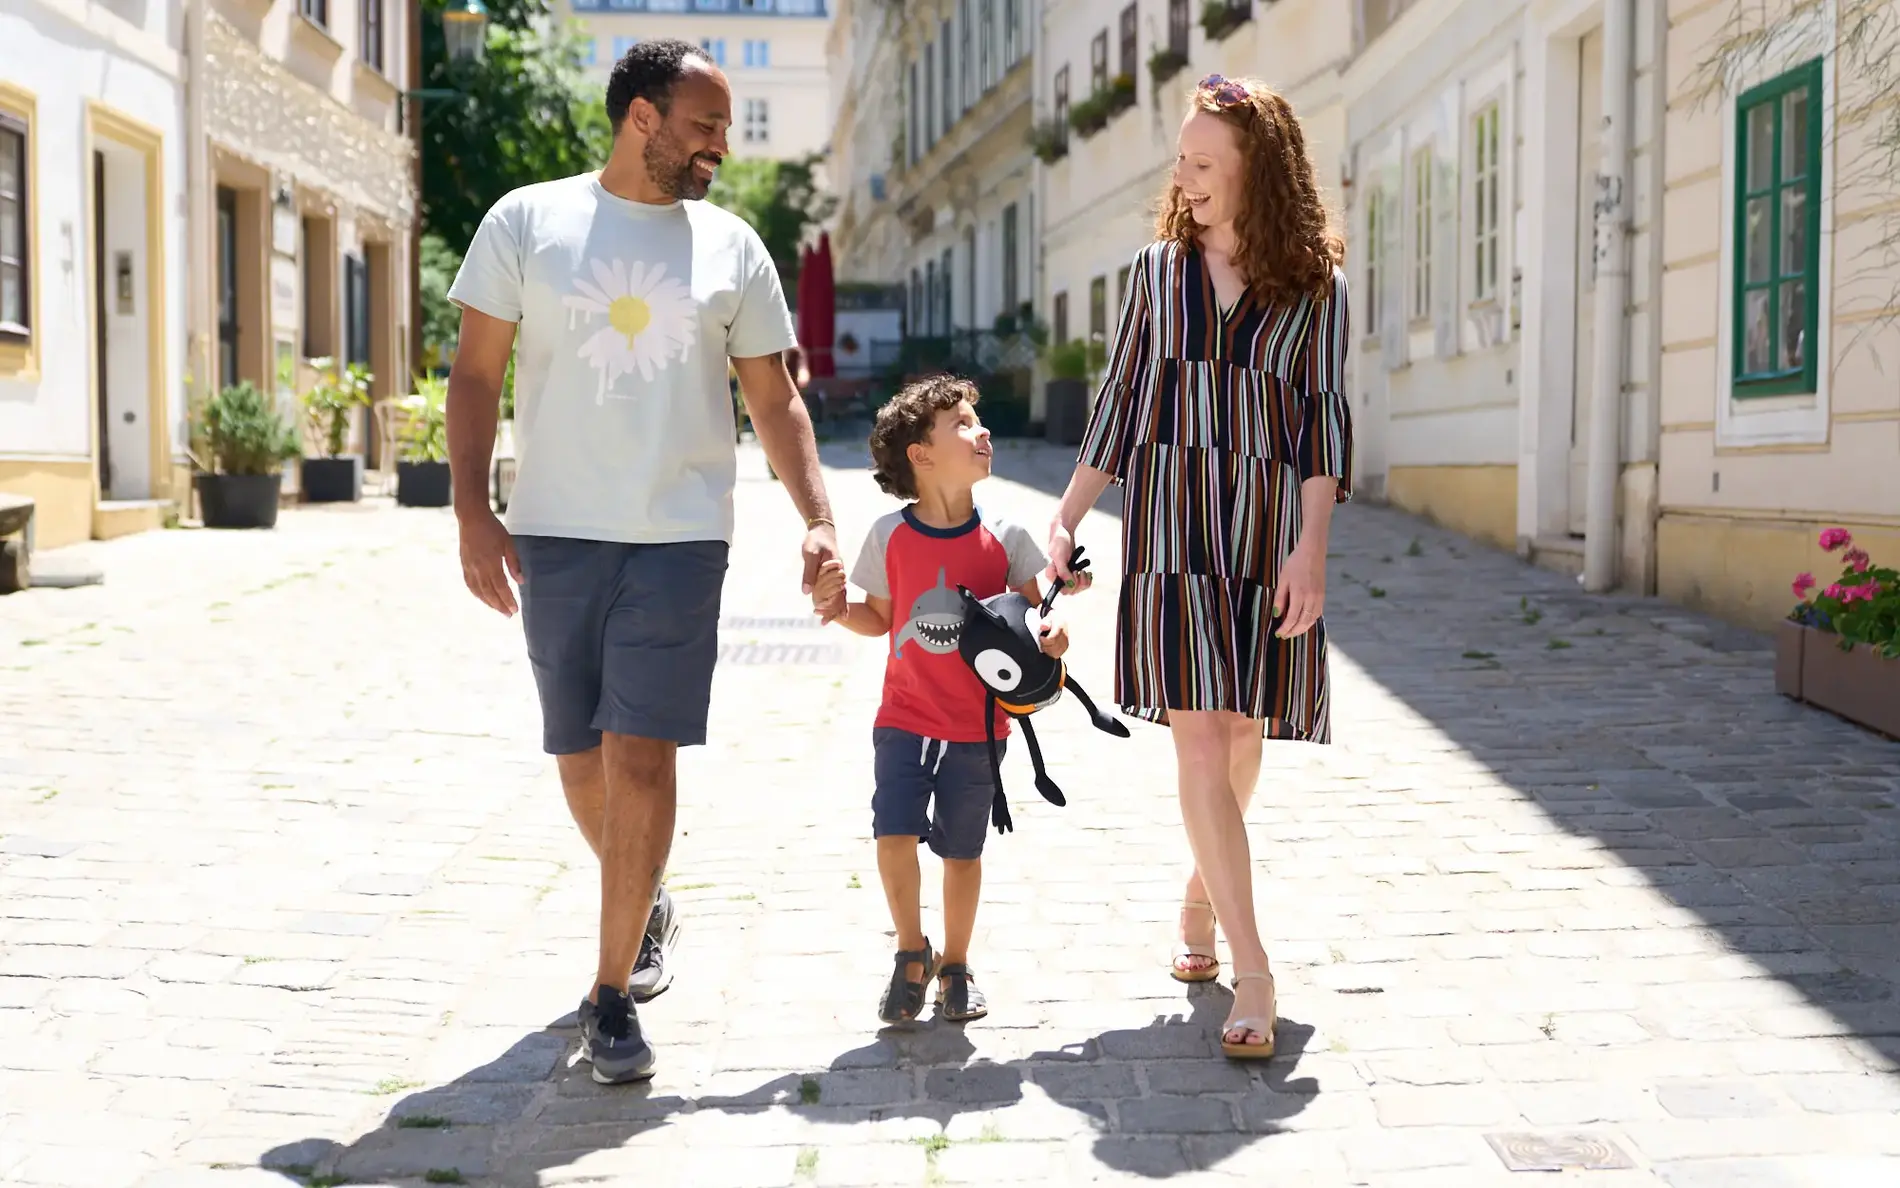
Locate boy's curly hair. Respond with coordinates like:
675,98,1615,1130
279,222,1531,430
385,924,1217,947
868,375,981,501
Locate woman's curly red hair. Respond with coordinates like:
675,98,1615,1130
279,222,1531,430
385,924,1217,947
1155,77,1344,304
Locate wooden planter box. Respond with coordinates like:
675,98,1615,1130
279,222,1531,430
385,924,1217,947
1776,620,1900,739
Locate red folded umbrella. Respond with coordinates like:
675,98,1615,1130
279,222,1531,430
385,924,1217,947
809,232,836,379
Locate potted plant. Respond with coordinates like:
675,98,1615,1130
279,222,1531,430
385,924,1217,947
1042,337,1103,446
396,375,452,507
1776,527,1900,738
1029,118,1068,164
1201,0,1253,42
194,381,301,529
1106,73,1137,118
299,356,374,503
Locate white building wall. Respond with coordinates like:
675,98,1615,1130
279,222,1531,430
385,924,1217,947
0,0,188,472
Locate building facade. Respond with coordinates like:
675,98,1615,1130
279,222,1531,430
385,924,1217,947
1654,0,1900,629
824,0,909,287
560,0,832,162
0,0,190,549
1341,0,1898,631
1038,0,1351,412
189,0,419,501
889,0,1039,353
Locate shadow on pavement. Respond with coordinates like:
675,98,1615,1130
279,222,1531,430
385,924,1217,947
258,992,1319,1184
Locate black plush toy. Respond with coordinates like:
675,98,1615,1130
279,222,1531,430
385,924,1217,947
955,546,1130,833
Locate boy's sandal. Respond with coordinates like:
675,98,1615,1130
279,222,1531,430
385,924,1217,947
878,938,939,1024
1220,970,1277,1060
935,963,988,1022
1171,899,1221,983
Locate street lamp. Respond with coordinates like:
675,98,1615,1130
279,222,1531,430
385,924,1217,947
441,0,489,63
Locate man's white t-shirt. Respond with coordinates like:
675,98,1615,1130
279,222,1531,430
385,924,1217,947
448,172,797,545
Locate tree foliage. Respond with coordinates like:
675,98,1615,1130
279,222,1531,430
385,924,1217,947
706,153,838,293
419,0,611,256
418,232,463,372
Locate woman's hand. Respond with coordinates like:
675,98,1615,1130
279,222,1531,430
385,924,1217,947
1046,521,1077,583
1272,542,1327,638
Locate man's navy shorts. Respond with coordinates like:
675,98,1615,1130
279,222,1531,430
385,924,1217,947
513,535,729,754
872,726,1006,860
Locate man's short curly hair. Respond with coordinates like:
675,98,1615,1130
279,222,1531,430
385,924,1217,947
868,375,981,501
606,38,714,131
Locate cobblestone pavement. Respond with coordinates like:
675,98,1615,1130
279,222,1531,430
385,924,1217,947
3,441,1899,1188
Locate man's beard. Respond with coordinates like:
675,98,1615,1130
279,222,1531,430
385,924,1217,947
644,131,717,200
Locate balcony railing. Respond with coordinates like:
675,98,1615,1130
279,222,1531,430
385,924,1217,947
569,0,826,15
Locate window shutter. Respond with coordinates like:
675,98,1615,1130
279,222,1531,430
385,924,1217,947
1431,130,1460,358
1379,188,1404,371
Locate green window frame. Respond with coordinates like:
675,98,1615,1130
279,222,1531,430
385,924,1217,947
1733,57,1823,398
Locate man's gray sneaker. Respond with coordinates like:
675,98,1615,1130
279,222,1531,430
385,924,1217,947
630,885,682,1003
578,985,654,1085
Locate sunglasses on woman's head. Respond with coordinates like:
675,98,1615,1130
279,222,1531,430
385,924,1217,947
1199,74,1248,108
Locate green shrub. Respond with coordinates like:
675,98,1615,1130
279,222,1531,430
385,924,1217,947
200,382,300,476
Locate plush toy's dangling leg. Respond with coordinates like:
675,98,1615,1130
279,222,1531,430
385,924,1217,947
985,694,1013,834
1063,674,1132,738
1018,716,1067,807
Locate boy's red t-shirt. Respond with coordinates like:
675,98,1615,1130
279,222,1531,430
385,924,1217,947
850,505,1049,744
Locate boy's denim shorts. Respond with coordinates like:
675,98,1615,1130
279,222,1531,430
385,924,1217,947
872,726,1006,860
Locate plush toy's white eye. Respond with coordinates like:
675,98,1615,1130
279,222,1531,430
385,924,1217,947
973,648,1022,691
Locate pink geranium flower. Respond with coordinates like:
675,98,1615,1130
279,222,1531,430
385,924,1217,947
1818,527,1853,552
1824,583,1848,600
1843,547,1871,574
1841,580,1882,604
1792,572,1817,599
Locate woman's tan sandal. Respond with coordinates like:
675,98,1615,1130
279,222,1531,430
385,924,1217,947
935,963,988,1022
1220,970,1277,1059
1171,899,1220,983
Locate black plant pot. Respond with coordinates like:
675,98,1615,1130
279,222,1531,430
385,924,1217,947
301,455,363,503
396,460,452,507
1044,378,1091,446
197,472,283,529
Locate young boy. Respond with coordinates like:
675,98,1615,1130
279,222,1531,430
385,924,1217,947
810,376,1082,1026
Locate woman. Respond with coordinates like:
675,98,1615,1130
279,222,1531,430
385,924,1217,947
1046,74,1351,1059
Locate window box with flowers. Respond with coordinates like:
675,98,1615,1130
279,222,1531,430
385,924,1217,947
1029,117,1069,163
1068,90,1112,138
1148,47,1189,88
1200,0,1251,43
1776,527,1900,739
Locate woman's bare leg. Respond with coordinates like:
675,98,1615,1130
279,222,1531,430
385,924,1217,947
1176,718,1265,975
1169,709,1274,1048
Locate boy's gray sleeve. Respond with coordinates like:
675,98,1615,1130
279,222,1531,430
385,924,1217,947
1003,521,1050,590
849,521,891,598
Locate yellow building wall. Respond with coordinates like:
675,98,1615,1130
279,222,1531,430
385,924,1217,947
0,459,95,550
1658,511,1900,633
1386,465,1519,552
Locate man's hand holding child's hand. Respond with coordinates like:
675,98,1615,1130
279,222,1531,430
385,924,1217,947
812,558,847,616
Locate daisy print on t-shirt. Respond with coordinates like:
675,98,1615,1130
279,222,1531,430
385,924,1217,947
563,257,698,403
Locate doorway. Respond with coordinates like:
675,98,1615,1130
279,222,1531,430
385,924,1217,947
91,139,156,501
1567,28,1604,537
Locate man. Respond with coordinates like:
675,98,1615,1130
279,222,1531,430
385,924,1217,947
445,38,844,1084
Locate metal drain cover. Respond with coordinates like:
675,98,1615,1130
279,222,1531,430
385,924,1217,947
1485,1132,1635,1172
717,641,847,666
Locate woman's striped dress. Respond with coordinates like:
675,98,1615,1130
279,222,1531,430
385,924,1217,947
1076,240,1354,743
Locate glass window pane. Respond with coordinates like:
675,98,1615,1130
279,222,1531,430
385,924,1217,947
0,197,17,260
1743,288,1772,374
1745,196,1772,282
0,261,19,326
0,131,18,196
1780,186,1807,277
1779,278,1806,371
1746,102,1774,191
1782,87,1809,179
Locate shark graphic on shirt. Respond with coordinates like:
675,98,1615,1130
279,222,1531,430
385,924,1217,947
892,567,963,657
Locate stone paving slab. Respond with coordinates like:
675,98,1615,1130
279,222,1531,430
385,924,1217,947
2,440,1898,1187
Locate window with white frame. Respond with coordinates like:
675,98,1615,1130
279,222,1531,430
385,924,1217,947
1409,145,1433,322
979,0,994,89
700,38,726,67
1364,186,1384,337
613,36,639,61
743,39,769,67
743,98,770,144
960,0,974,112
0,113,29,346
1004,0,1021,66
1470,101,1500,303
